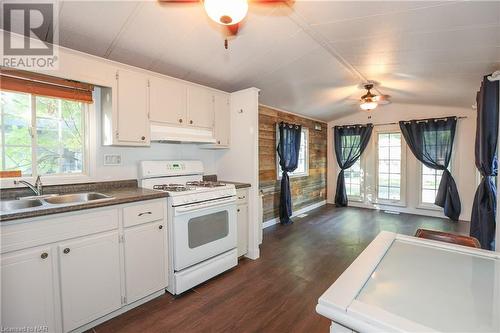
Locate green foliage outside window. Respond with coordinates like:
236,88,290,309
1,91,85,177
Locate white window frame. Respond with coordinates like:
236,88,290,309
0,91,94,187
417,153,455,211
276,126,309,179
345,156,365,202
374,127,407,207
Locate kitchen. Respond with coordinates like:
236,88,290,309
1,1,499,333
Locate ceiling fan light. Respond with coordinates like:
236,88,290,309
204,0,248,25
360,100,378,111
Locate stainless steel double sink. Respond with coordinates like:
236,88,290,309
0,192,113,213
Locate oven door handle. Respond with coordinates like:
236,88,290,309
174,197,236,214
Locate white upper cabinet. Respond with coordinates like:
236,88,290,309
1,246,57,332
213,91,230,147
187,85,214,129
116,69,150,144
149,76,187,126
102,69,150,146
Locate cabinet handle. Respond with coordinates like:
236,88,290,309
217,140,221,144
63,248,70,254
179,118,183,123
238,196,246,200
189,120,193,124
41,252,48,259
141,136,146,140
158,225,163,230
237,208,240,212
138,211,152,217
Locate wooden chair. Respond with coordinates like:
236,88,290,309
415,229,481,248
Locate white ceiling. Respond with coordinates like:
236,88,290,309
48,1,500,120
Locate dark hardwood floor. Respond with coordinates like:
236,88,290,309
91,205,469,333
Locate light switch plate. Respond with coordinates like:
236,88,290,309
104,154,122,166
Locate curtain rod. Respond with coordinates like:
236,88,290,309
335,116,467,128
373,116,467,127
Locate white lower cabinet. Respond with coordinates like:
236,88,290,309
236,188,249,257
237,204,248,257
124,221,167,304
0,199,168,333
58,232,122,332
1,246,57,332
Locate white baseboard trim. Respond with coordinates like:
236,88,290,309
262,200,327,229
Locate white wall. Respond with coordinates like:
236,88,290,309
327,103,477,222
216,88,261,259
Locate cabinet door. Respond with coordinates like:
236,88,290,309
237,204,248,257
124,221,167,303
58,232,121,332
116,69,150,144
1,247,57,332
213,92,230,146
187,85,214,128
149,76,187,126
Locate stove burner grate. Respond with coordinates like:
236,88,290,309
186,181,225,188
153,184,191,192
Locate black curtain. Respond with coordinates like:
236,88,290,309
471,75,499,250
399,117,461,221
277,122,302,225
334,124,373,206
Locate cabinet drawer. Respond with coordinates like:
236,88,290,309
236,189,248,205
123,200,164,227
1,208,119,254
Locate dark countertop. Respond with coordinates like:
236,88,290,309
0,180,167,222
220,181,251,189
202,175,251,189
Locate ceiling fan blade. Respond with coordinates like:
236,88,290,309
373,94,391,105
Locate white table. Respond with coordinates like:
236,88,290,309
316,231,500,333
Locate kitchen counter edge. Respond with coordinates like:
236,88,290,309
0,187,167,222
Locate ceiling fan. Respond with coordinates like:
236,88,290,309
160,0,293,49
359,82,391,111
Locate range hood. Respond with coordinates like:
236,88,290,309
150,123,216,143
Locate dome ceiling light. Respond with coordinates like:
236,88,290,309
161,0,294,49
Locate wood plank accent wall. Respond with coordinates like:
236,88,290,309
259,105,327,222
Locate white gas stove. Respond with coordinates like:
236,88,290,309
139,160,238,295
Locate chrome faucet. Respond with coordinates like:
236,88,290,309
14,176,43,196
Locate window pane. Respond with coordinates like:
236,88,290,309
422,174,437,189
379,134,390,146
378,186,389,200
389,133,401,146
379,173,389,186
389,146,401,160
377,132,402,202
346,159,362,198
379,160,389,173
390,174,400,187
4,146,32,175
422,189,436,203
421,166,444,204
379,146,390,159
350,185,361,197
389,187,401,200
35,96,84,175
1,91,32,176
389,160,400,174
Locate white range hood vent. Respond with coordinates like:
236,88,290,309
150,124,216,144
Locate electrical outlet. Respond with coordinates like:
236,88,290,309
104,154,122,166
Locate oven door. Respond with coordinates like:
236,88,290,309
172,197,237,271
